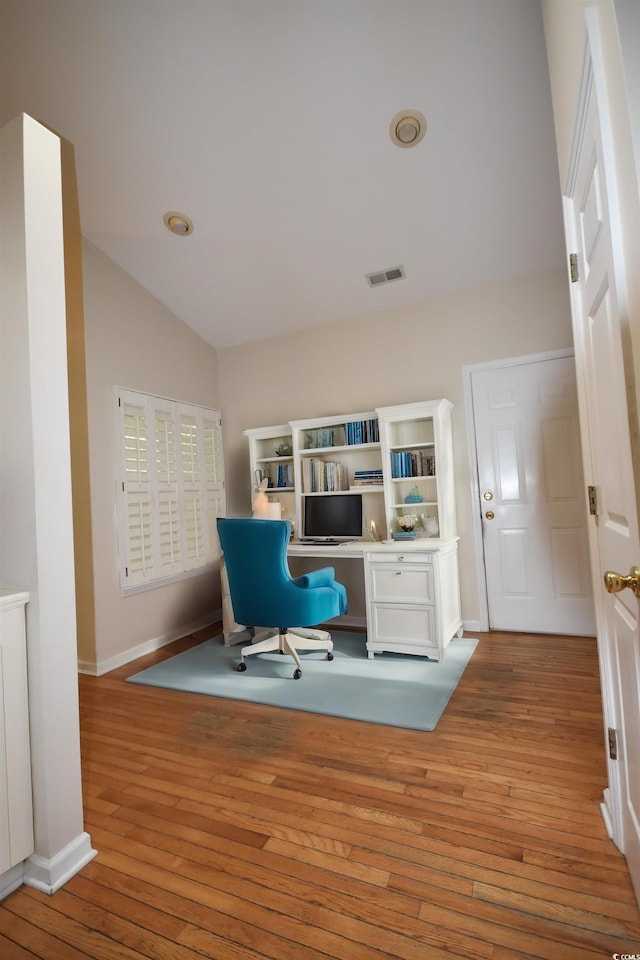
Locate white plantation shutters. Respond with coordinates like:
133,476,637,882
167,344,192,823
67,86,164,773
179,407,204,570
122,398,153,582
203,411,225,560
117,389,225,591
155,402,181,579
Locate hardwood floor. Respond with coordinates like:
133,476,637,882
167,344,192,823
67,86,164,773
2,627,640,959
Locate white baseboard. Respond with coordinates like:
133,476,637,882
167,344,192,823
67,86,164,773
600,786,622,851
23,831,97,895
601,798,613,840
462,619,484,633
0,862,27,901
78,609,222,676
333,614,367,631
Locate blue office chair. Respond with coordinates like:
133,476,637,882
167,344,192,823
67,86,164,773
217,517,347,679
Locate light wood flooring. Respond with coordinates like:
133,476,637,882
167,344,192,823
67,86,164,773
2,627,640,959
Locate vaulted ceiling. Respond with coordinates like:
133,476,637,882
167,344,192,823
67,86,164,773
0,0,565,349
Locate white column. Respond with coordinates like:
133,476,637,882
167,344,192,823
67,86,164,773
0,114,95,893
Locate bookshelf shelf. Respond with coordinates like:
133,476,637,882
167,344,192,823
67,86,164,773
391,441,435,450
300,442,381,456
304,488,365,497
392,475,436,482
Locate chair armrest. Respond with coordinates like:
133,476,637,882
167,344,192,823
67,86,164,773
293,567,336,589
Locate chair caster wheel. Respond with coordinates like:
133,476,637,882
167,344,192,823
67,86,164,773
327,652,334,661
293,668,302,680
237,662,247,672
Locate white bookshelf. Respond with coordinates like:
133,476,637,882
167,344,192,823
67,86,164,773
289,411,385,540
377,398,456,539
246,400,456,543
244,423,295,525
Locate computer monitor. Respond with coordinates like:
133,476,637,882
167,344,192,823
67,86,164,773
302,493,363,541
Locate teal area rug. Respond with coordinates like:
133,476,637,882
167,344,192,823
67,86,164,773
127,631,477,731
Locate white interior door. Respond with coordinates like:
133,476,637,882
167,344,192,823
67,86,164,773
471,355,595,635
564,11,640,897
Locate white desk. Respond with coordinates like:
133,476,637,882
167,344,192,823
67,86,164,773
288,538,462,660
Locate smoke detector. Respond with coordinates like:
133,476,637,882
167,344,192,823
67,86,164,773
163,211,194,236
389,110,427,148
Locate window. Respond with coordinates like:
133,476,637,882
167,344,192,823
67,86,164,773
116,388,225,593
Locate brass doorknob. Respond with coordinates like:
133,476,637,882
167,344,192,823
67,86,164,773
604,566,640,598
485,510,495,520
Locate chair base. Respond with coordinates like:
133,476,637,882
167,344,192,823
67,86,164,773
238,627,334,678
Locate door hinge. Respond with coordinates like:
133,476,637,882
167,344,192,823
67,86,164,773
608,727,618,760
588,484,598,516
569,253,579,283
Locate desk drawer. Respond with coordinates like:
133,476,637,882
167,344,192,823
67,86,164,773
366,551,433,565
370,603,435,649
368,563,434,604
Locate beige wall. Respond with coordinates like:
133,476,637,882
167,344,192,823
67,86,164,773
81,240,221,671
61,139,96,669
217,266,574,627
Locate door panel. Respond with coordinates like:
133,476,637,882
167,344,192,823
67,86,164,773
563,12,640,896
473,356,595,635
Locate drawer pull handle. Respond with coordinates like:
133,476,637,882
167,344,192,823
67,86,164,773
395,571,402,576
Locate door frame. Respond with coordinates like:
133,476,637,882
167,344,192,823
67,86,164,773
463,347,578,633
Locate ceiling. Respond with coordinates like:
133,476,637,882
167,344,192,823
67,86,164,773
0,0,565,350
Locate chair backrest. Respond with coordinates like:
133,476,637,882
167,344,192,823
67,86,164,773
217,518,293,628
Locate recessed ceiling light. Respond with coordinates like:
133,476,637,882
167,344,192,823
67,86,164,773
163,211,194,236
389,110,427,149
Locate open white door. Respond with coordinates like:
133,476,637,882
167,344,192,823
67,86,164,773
564,12,640,898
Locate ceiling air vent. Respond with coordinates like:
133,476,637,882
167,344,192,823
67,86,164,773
366,265,406,287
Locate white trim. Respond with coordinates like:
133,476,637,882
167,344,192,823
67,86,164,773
120,561,217,597
0,863,27,902
462,348,575,632
23,831,97,896
600,788,622,850
78,610,221,676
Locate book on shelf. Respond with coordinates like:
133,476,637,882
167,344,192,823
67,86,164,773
304,427,335,449
302,457,348,492
275,462,293,488
390,450,436,478
351,468,383,487
344,418,379,445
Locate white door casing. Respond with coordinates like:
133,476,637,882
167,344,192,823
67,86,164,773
470,355,595,635
563,10,640,896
